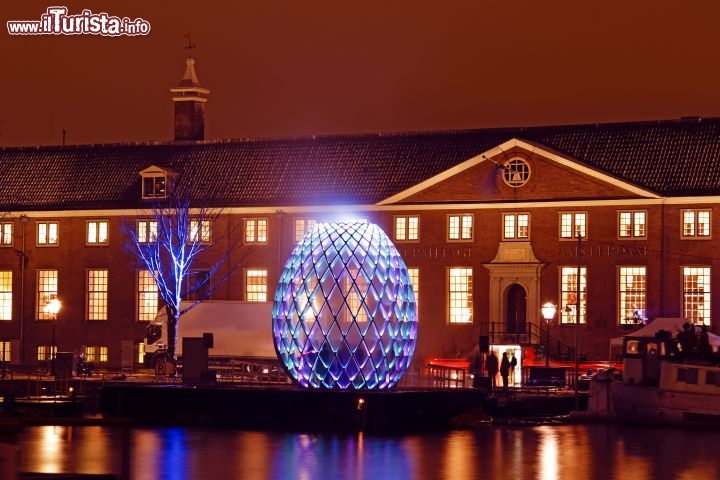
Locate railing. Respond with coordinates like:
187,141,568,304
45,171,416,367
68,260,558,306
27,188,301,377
438,321,577,364
426,363,467,388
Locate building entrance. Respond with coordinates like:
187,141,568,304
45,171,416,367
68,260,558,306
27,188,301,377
506,283,527,337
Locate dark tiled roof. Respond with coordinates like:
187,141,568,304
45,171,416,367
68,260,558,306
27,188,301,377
2,117,720,211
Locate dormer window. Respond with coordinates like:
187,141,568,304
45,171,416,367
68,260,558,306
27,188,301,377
140,166,174,200
143,175,166,198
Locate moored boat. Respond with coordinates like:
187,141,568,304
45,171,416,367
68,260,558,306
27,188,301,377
611,332,720,426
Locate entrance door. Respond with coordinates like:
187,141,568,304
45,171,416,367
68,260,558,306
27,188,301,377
506,284,527,337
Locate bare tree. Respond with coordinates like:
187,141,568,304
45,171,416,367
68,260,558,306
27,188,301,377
125,179,241,364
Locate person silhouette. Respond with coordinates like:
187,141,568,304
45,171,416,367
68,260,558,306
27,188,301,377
486,351,499,388
500,352,511,388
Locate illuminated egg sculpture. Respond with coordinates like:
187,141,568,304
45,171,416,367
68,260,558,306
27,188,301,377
272,221,417,389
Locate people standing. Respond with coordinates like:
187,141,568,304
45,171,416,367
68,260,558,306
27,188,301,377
509,352,518,384
500,352,511,388
486,351,499,388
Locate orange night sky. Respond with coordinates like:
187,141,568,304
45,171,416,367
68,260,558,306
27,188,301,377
2,1,720,147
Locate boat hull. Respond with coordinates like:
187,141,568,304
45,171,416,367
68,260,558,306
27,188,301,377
612,381,720,426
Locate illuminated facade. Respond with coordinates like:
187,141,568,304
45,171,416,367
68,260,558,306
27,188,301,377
273,222,417,389
1,58,719,370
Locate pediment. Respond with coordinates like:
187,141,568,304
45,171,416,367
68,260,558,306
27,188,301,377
378,138,660,205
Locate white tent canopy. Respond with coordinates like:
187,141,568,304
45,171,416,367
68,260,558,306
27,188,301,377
610,317,720,350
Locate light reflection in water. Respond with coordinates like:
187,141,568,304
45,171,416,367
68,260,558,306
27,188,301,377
12,424,720,479
538,426,558,480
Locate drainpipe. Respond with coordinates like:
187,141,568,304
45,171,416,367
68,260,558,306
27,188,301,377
19,215,28,365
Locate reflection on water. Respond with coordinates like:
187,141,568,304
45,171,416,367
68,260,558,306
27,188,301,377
12,423,720,479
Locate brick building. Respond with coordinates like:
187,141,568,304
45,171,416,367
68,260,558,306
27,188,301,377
1,58,719,370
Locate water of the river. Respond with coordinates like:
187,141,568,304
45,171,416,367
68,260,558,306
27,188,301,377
8,422,720,480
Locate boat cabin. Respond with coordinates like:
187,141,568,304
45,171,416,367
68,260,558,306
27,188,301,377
621,334,670,385
622,332,720,394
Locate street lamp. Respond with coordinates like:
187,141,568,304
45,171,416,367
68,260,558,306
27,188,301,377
541,303,556,367
43,296,61,376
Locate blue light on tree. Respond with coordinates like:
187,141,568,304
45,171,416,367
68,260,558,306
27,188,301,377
272,221,418,389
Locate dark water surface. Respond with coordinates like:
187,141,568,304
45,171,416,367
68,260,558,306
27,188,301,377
11,422,720,480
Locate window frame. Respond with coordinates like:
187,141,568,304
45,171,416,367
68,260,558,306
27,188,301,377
618,266,648,325
137,270,158,322
183,269,211,301
501,157,532,188
294,218,317,242
559,212,587,240
682,266,711,326
447,214,474,242
36,270,58,321
36,221,59,247
394,216,420,242
189,219,212,244
244,218,269,244
0,341,10,363
86,220,109,246
141,173,167,199
681,209,712,239
448,267,473,324
86,269,108,322
0,223,13,246
618,210,647,239
246,269,268,302
136,220,158,244
0,271,11,321
560,266,587,325
503,213,530,240
407,267,419,320
85,345,109,363
36,345,55,362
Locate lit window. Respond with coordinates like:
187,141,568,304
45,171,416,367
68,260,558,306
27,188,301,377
0,271,11,321
295,219,317,242
190,219,211,244
142,174,166,199
245,219,268,244
137,220,158,243
37,222,58,246
407,268,419,320
560,213,587,239
394,216,419,242
448,214,473,241
619,211,646,238
0,223,12,246
246,269,268,302
87,220,109,245
85,346,108,363
87,269,108,321
448,267,472,324
137,270,158,321
619,266,647,325
37,345,55,362
36,270,58,320
560,267,587,324
682,210,711,238
503,213,529,240
0,341,10,363
683,266,710,326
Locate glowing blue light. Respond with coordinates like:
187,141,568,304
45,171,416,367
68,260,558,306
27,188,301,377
272,221,417,389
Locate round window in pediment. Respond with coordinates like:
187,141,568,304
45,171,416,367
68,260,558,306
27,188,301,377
502,157,531,188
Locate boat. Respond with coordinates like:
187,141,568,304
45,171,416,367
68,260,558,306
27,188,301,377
610,329,720,426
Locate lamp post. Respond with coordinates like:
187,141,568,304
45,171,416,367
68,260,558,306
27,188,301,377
541,303,556,367
43,296,61,376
